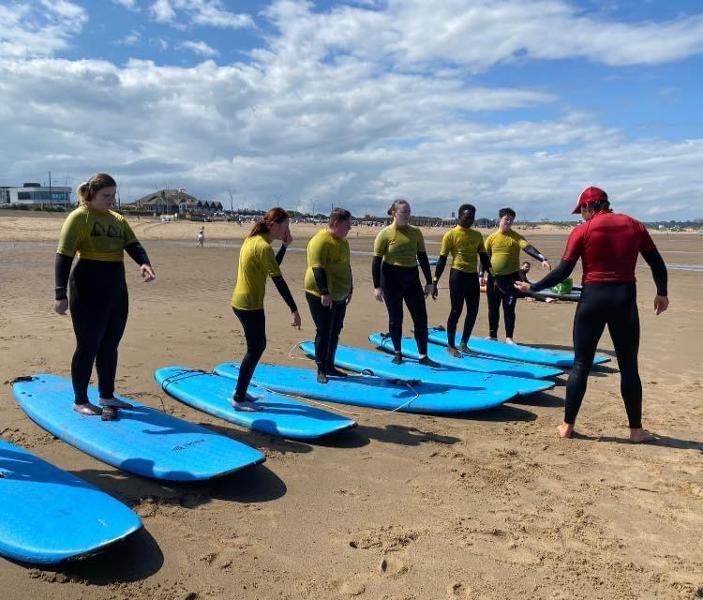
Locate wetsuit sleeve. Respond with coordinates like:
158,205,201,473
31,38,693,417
312,267,330,296
641,249,668,296
372,256,382,288
272,275,298,313
122,218,138,246
523,244,547,262
125,241,151,266
478,251,492,276
529,260,576,292
433,255,448,283
54,253,73,300
275,244,287,265
417,251,432,285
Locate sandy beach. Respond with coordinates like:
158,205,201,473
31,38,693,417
1,212,701,600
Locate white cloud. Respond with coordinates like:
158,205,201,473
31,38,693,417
112,0,139,10
150,0,254,29
2,0,703,220
179,40,218,57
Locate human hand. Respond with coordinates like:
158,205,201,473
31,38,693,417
423,283,434,298
345,291,353,305
321,294,332,308
54,299,68,315
141,264,156,282
291,310,302,329
373,288,384,303
541,260,551,270
481,273,489,286
654,295,669,315
431,283,439,300
514,281,530,293
282,228,293,246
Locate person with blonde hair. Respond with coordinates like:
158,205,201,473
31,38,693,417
230,207,301,410
54,173,156,418
372,199,439,367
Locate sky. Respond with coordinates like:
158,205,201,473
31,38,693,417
1,0,702,221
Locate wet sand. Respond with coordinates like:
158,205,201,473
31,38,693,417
1,213,701,599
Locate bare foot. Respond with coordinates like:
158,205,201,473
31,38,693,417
506,337,515,345
447,346,462,358
457,342,470,354
74,402,102,416
232,401,260,412
557,423,575,439
629,428,655,444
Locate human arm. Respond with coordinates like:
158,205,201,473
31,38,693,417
312,267,332,307
275,244,287,265
372,256,384,302
125,242,156,282
53,253,73,314
523,244,551,269
272,275,301,328
641,248,668,314
432,255,448,299
417,251,434,297
514,259,576,293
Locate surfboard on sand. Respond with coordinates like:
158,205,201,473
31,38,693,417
0,438,142,564
154,366,356,439
12,374,265,481
426,326,609,368
213,361,515,413
365,334,562,380
300,340,554,396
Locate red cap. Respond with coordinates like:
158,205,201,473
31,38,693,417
572,186,608,214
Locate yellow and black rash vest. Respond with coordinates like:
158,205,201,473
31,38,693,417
484,229,529,276
373,223,426,267
56,206,137,261
304,229,352,301
231,233,282,310
439,226,486,273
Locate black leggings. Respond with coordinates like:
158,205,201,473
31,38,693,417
487,272,520,338
69,259,128,404
447,268,480,347
232,308,266,401
566,282,642,428
381,263,428,355
306,292,347,373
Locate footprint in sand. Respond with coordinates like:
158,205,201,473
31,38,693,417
447,581,472,597
380,556,408,577
334,575,367,596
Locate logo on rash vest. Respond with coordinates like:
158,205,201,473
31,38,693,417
91,222,122,238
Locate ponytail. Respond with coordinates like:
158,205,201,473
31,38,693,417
77,173,117,207
248,207,289,237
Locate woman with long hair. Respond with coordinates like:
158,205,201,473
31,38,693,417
372,199,439,367
230,207,301,410
54,173,156,418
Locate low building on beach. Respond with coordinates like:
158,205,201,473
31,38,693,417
0,182,72,207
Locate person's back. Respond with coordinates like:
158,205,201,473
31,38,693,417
564,211,654,285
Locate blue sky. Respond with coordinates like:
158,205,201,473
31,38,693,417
1,0,702,220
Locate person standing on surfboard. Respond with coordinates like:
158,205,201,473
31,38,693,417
230,207,301,411
305,208,354,384
54,173,156,417
431,203,493,358
483,207,551,343
515,186,668,443
372,199,440,367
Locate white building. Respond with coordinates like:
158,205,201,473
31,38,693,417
0,182,72,206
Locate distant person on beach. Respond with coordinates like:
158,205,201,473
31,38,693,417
515,186,669,443
196,226,205,248
305,208,353,383
518,260,531,282
54,173,156,418
483,208,551,343
230,207,301,411
432,203,493,357
372,199,439,367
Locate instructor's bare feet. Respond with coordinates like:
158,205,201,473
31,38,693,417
558,423,575,439
232,401,260,412
74,402,102,416
506,337,515,345
629,428,655,444
447,346,462,358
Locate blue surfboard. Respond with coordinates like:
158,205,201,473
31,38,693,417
0,438,142,564
367,333,562,379
426,326,609,368
214,362,515,413
301,340,554,396
154,366,356,439
12,374,265,481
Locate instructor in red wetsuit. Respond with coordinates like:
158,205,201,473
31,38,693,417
515,186,669,443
